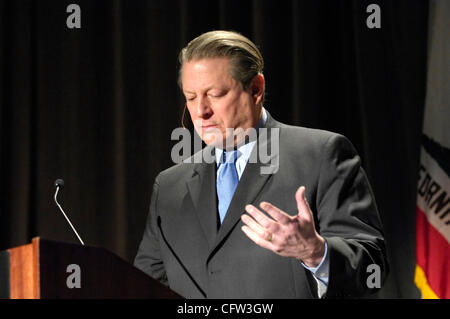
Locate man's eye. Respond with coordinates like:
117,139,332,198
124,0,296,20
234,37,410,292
208,92,225,98
186,97,196,102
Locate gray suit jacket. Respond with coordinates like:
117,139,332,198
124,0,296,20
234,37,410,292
134,112,388,298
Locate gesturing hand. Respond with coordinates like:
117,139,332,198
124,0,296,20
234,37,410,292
240,186,325,267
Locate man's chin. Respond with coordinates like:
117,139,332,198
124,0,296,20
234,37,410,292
202,135,225,148
202,136,244,150
198,129,224,147
199,128,247,149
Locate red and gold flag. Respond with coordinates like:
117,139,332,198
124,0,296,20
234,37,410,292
414,0,450,299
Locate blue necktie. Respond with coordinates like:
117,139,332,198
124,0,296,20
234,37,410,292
217,150,240,224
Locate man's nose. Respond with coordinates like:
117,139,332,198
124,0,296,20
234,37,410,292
196,96,212,118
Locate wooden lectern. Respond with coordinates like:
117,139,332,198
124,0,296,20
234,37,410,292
0,237,182,299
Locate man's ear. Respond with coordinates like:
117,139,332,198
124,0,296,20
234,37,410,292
250,74,265,104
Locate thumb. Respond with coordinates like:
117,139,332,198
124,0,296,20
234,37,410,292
295,186,312,221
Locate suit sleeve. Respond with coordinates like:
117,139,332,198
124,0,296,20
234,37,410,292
315,134,389,298
133,177,168,285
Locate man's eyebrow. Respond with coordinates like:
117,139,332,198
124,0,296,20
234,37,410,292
183,86,217,95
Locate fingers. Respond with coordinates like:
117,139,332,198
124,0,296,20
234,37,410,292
295,186,312,220
258,202,291,224
241,214,272,240
241,225,275,251
244,204,275,229
244,186,311,226
241,205,280,250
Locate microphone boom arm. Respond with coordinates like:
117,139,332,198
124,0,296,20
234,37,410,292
54,185,85,246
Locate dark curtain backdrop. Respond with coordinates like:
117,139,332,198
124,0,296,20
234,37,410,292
0,0,428,298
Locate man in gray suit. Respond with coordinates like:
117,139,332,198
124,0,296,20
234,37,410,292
134,30,388,298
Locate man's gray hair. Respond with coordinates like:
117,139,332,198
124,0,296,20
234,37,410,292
178,30,264,90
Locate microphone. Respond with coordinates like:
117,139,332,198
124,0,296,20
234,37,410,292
157,216,206,298
53,179,85,245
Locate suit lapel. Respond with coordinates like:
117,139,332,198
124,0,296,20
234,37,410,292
186,146,218,248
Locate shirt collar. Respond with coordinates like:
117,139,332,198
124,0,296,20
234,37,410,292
215,107,267,164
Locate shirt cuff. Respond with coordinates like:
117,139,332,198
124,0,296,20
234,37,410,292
301,241,329,285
